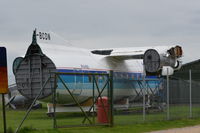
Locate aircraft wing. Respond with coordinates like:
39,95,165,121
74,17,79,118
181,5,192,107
107,49,144,60
91,47,154,60
91,45,182,60
91,45,183,75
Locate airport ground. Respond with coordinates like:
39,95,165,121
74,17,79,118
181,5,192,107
1,102,200,133
149,125,200,133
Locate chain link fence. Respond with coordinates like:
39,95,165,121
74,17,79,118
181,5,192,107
114,70,200,125
1,70,200,132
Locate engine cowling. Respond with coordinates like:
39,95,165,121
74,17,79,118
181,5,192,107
173,60,182,70
143,46,182,75
143,49,161,74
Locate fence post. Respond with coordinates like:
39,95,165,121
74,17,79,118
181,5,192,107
167,68,169,120
53,74,57,128
109,70,114,126
143,65,146,121
2,94,7,133
92,75,95,124
189,69,192,118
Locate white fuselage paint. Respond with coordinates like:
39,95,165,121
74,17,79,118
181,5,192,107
36,43,168,104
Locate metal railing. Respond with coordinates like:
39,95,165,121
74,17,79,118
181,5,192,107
52,71,114,128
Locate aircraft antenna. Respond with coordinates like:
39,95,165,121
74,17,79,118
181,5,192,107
31,28,38,45
25,29,43,56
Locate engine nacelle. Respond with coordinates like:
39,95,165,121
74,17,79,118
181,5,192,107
173,60,182,70
143,46,183,75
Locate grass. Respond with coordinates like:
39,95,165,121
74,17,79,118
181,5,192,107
1,104,200,133
17,118,200,133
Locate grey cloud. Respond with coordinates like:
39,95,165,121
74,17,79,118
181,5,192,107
0,0,200,67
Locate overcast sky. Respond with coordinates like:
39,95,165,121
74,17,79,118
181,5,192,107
1,0,200,81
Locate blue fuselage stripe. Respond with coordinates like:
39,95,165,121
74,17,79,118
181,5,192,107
56,69,161,90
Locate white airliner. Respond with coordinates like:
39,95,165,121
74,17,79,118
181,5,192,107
11,30,183,108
